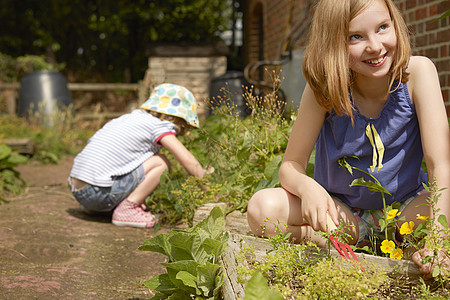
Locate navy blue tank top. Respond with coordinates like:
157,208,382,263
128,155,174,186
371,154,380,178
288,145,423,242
314,82,427,210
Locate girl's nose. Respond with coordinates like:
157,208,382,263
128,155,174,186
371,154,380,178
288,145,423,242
366,36,383,53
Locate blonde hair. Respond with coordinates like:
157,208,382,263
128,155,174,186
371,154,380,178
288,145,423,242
302,0,411,118
147,110,191,136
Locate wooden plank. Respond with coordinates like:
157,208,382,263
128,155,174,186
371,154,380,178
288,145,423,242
68,83,138,91
1,138,34,155
0,82,138,91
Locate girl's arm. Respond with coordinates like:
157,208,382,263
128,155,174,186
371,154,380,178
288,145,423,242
159,134,204,178
410,56,450,221
279,83,340,232
409,56,450,277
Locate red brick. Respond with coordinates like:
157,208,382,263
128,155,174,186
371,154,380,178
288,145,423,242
439,74,447,88
425,47,438,58
429,4,437,17
416,7,427,20
441,45,448,57
415,35,428,47
436,59,450,72
437,28,450,44
426,18,439,31
430,32,437,44
406,0,417,10
438,2,449,14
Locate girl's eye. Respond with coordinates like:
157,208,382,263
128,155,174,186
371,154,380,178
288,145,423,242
350,34,362,41
379,24,387,31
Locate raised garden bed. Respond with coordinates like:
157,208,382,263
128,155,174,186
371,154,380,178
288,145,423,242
221,233,423,299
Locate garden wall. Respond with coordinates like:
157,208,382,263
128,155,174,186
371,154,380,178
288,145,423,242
242,0,450,115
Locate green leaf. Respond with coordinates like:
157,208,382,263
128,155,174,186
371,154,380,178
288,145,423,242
338,156,359,175
197,261,222,296
213,272,225,297
191,206,226,240
169,232,205,263
0,144,12,161
435,9,450,20
264,155,282,180
143,273,177,292
350,178,391,195
176,271,198,289
438,215,448,229
432,265,441,278
244,272,283,300
443,240,450,248
379,219,386,231
163,261,199,293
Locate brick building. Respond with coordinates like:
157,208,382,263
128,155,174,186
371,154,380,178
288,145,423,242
241,0,450,114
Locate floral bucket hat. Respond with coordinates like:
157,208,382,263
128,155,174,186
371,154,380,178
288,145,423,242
140,83,200,128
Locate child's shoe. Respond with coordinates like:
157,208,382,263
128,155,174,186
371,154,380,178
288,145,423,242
112,199,157,228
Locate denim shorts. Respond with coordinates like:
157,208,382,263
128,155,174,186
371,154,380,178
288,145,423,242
69,165,145,212
335,189,427,247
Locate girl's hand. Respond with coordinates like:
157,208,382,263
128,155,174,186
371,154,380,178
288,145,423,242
411,248,450,279
300,183,339,233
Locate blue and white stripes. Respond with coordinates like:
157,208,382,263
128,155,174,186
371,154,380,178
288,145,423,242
70,109,176,187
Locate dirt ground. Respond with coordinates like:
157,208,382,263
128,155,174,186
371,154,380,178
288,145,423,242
0,156,170,299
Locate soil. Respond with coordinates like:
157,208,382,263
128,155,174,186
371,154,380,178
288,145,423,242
0,156,170,299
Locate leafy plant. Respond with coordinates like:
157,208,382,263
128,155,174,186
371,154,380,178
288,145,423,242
243,272,283,300
145,72,296,225
0,107,95,164
237,225,388,299
138,206,229,299
0,144,28,202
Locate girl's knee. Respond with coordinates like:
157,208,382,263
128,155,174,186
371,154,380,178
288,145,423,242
154,154,170,169
247,188,285,231
144,154,170,174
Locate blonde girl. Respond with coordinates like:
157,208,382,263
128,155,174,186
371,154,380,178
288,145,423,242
247,0,450,278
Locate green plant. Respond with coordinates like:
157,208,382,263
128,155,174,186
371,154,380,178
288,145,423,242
244,272,283,300
339,155,450,286
145,72,296,225
0,144,28,202
0,52,62,83
138,206,228,299
0,107,94,164
237,225,388,299
410,181,450,284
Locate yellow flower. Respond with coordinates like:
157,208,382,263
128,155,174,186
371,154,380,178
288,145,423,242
416,214,430,221
386,209,401,221
390,248,403,259
380,239,395,254
400,221,415,235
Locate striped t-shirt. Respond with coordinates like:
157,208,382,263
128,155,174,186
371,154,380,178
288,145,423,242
70,109,176,187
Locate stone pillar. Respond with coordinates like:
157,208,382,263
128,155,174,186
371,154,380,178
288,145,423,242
142,42,229,122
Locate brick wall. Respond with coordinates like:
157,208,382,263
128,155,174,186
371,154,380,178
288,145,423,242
394,0,449,113
243,0,450,114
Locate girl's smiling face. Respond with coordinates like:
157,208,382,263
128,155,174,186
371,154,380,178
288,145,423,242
348,0,397,80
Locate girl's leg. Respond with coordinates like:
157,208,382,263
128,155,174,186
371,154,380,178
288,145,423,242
112,154,170,228
247,188,359,247
127,154,170,205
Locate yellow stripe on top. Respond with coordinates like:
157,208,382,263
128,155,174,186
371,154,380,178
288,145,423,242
365,124,385,173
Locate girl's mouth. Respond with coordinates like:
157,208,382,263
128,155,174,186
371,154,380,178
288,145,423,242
364,53,387,66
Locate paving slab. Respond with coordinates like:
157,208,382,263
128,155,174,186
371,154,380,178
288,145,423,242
0,158,169,299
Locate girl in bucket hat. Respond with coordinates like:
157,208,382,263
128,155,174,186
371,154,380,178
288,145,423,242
69,83,204,228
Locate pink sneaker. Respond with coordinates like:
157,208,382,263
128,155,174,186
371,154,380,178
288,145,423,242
112,199,157,228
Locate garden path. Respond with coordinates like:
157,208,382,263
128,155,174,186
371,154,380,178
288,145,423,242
0,156,168,299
